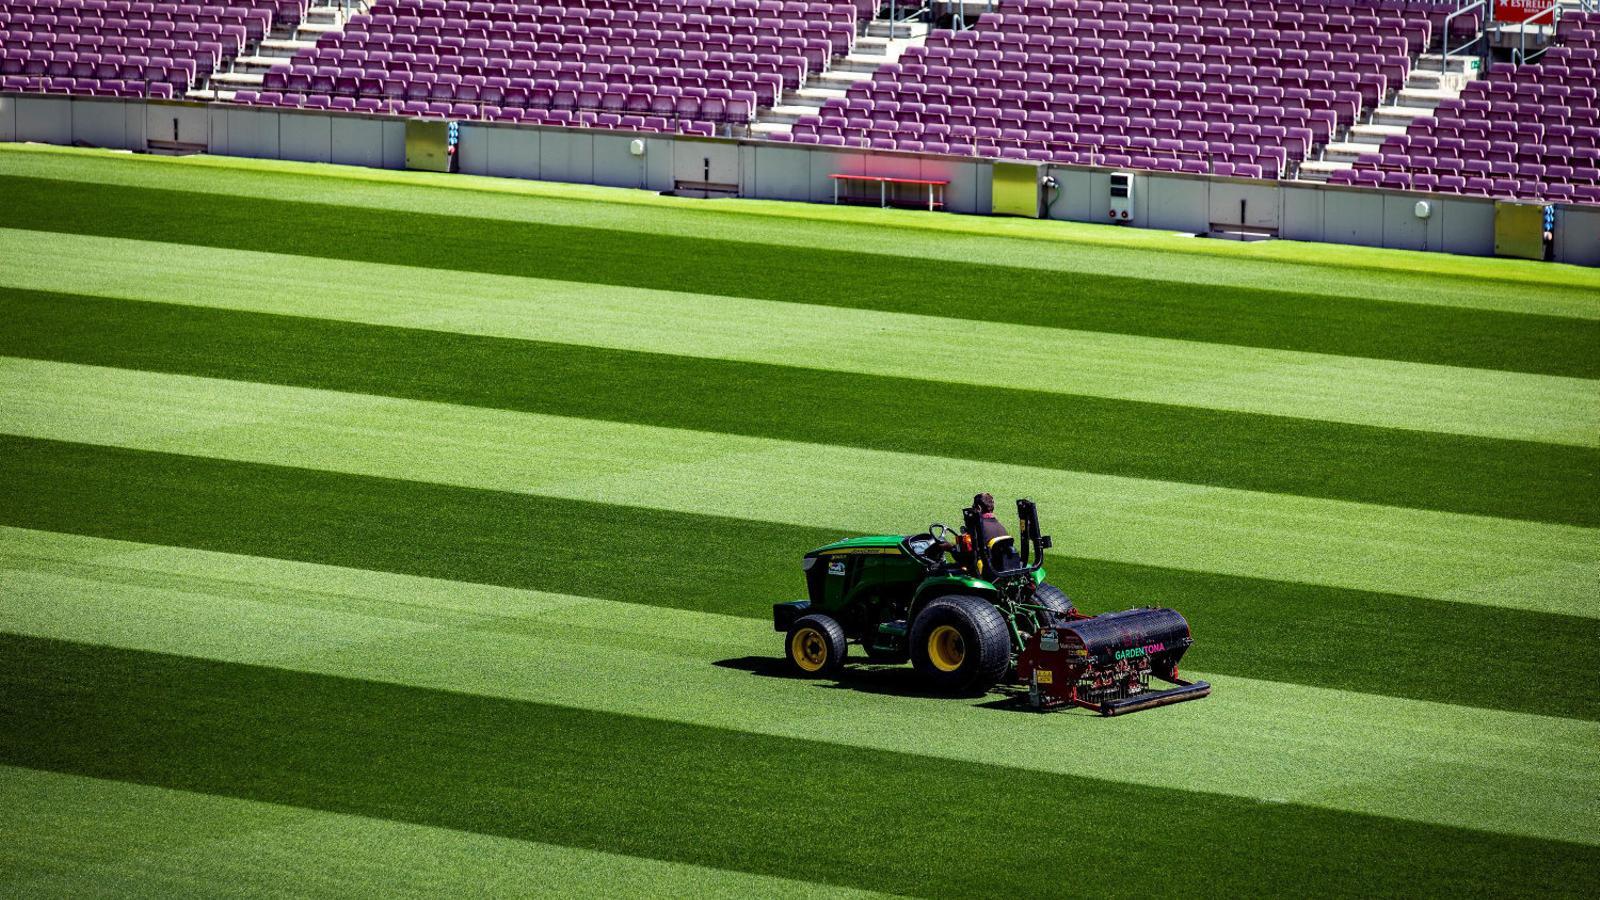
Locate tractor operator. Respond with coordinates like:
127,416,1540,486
969,492,1011,547
928,492,1010,571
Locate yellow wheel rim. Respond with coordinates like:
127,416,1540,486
928,625,966,672
791,627,828,673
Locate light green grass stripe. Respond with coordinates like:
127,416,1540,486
3,358,1594,617
3,526,1596,846
2,143,1595,316
0,766,884,900
4,229,1593,447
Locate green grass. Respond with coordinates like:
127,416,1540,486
3,437,1596,721
6,143,1600,306
3,359,1595,614
6,525,1596,825
1,768,878,900
4,227,1593,446
2,146,1597,897
4,175,1597,377
5,634,1598,899
5,292,1596,527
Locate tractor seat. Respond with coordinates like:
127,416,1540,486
985,535,1022,574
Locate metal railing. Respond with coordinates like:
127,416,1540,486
2,73,185,101
0,75,748,134
944,0,993,32
1507,0,1562,64
1442,0,1489,72
234,84,756,134
797,130,1290,181
884,0,932,32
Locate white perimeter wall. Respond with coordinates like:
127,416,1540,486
3,92,1594,265
1047,167,1502,257
455,122,994,212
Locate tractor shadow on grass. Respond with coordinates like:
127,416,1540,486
715,655,947,698
714,656,1077,714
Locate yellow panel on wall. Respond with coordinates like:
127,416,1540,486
991,162,1041,218
405,119,451,173
1494,201,1546,260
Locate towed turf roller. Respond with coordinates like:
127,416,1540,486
1016,606,1211,716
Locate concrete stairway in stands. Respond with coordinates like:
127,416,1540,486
750,15,928,137
193,1,366,100
1299,53,1480,182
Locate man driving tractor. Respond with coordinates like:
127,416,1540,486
773,496,1212,713
928,492,1011,573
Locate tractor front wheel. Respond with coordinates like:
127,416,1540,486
786,613,847,677
909,595,1011,694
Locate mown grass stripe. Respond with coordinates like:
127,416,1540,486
3,174,1596,377
6,357,1595,615
5,295,1597,531
4,527,1597,847
6,635,1599,897
6,230,1595,447
4,359,1595,616
0,768,884,900
6,144,1598,316
2,439,1596,721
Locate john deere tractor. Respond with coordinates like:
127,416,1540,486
773,499,1210,715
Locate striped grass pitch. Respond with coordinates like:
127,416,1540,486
0,144,1597,897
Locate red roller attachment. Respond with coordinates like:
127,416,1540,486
1017,607,1210,715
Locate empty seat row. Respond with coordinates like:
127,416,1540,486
0,0,301,96
249,0,865,128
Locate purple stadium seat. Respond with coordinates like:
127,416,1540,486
12,0,1591,205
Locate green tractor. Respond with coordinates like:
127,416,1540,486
773,499,1210,715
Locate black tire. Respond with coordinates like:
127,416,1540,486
909,595,1011,693
1032,582,1076,627
786,613,847,677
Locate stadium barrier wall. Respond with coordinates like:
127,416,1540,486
3,92,1595,265
1556,205,1600,265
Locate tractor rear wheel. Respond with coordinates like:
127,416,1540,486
786,613,847,677
909,595,1011,694
1033,582,1076,627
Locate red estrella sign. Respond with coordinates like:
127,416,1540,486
1495,0,1556,25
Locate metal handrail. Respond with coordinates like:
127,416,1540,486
1,76,1299,181
820,131,1288,180
949,0,991,32
886,1,930,28
1502,0,1562,65
1,72,755,134
1441,0,1488,72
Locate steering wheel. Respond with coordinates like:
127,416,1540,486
929,523,956,544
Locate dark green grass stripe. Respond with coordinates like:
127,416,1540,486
4,174,1596,378
7,289,1598,528
5,635,1597,899
4,435,1596,722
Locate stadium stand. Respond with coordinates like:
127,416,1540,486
781,0,1450,179
230,0,874,134
0,0,304,99
0,0,1595,210
1333,11,1600,204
